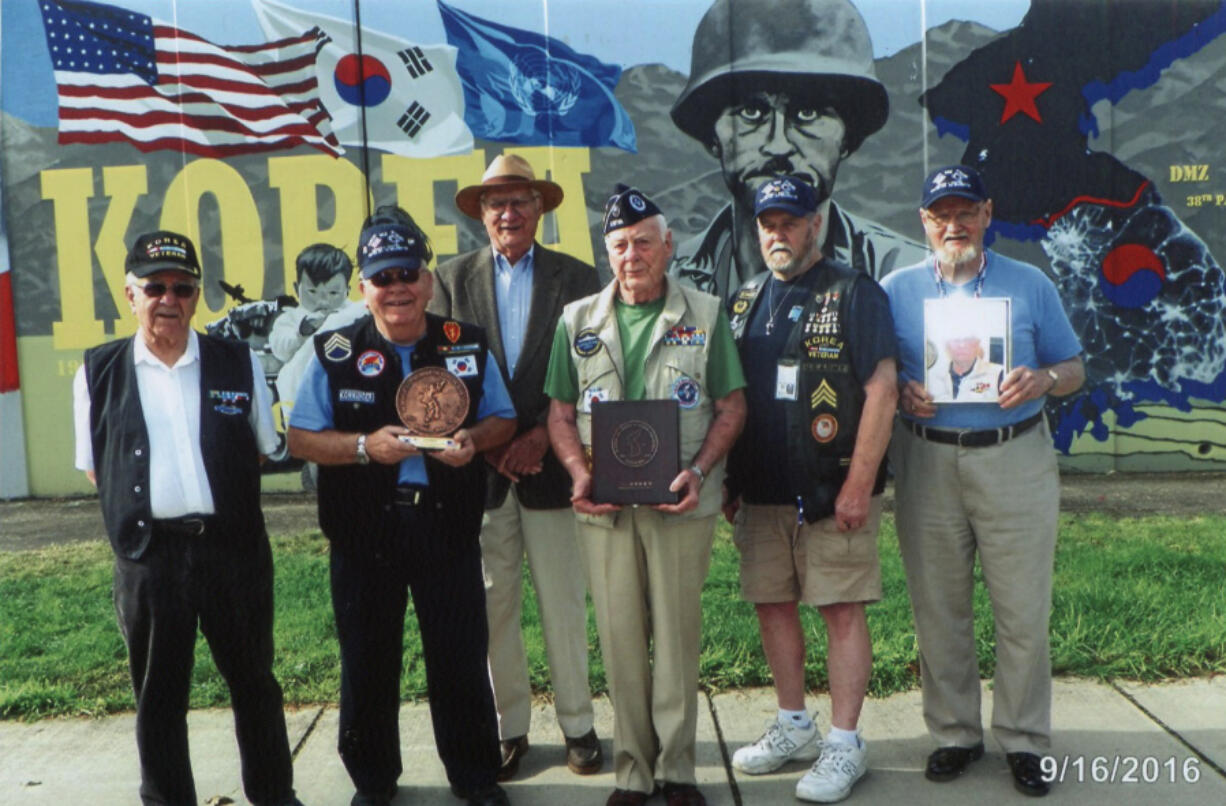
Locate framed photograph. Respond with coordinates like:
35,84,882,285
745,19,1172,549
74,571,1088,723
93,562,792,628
924,297,1012,404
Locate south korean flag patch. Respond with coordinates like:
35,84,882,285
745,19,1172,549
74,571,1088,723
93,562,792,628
446,355,478,377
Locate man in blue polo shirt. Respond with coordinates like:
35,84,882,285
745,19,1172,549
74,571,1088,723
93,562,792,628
880,166,1084,798
288,208,517,806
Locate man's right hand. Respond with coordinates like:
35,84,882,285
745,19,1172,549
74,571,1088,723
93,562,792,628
365,424,421,464
900,379,936,419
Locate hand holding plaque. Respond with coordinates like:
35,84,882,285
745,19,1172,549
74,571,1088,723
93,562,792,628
396,366,468,451
590,399,681,505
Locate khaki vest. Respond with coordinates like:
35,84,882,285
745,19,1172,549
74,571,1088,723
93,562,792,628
561,279,725,525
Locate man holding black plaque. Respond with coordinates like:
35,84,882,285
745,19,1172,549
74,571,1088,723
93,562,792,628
723,176,897,803
544,186,746,806
287,207,517,806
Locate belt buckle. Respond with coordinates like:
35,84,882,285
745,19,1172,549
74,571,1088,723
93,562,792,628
956,429,971,448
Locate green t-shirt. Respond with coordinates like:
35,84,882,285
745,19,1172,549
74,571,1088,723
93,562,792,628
544,299,746,403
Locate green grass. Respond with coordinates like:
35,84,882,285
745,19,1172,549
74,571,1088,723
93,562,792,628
2,513,1224,721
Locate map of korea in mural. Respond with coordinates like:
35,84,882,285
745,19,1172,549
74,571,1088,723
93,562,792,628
922,0,1226,455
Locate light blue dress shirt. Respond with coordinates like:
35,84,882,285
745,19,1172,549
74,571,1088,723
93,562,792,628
493,245,534,376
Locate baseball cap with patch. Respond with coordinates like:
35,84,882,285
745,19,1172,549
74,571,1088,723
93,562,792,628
357,224,427,279
922,165,989,208
754,175,819,218
125,230,201,279
602,184,662,235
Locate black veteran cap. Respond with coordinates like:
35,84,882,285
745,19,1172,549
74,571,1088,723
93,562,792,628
754,175,819,218
125,230,201,279
602,184,662,235
357,223,427,278
922,165,989,208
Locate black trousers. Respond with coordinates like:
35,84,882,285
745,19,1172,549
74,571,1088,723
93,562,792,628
113,520,296,806
329,498,500,795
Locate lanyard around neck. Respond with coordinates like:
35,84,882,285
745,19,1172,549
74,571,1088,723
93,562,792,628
933,253,987,298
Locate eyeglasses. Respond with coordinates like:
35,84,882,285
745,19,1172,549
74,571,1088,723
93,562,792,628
135,281,198,299
482,196,537,215
922,207,983,229
367,267,423,287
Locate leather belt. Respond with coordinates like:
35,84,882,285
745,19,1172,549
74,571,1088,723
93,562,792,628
393,485,429,507
906,411,1043,448
153,516,207,537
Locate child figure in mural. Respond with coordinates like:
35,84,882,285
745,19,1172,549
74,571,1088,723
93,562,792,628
271,243,368,416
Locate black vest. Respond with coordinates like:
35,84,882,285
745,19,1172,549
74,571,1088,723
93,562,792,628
728,262,887,522
85,335,264,559
313,314,489,546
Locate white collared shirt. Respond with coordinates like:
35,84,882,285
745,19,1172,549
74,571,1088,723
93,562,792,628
73,332,277,518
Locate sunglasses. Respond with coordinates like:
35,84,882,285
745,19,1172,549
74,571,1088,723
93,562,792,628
135,281,198,299
367,267,423,287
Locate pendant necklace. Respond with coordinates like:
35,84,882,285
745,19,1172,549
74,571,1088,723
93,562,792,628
765,276,797,335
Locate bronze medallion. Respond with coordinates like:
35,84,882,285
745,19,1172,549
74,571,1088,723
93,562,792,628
396,366,469,436
610,419,659,468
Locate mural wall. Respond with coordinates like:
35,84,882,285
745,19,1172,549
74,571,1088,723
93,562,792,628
2,0,1224,496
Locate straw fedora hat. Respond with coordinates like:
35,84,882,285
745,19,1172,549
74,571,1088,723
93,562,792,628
455,153,565,219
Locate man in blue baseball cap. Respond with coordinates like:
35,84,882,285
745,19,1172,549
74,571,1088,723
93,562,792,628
722,176,899,802
288,206,519,806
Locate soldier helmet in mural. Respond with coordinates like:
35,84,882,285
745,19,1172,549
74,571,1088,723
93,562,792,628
671,0,888,156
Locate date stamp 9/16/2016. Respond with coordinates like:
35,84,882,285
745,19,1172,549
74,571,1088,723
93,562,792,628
1041,755,1202,784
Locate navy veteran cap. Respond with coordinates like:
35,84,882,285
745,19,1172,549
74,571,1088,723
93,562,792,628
922,165,989,208
357,224,427,278
125,230,201,279
602,184,662,235
754,175,818,219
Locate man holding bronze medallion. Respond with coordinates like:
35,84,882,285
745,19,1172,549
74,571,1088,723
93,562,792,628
287,207,517,806
544,186,746,806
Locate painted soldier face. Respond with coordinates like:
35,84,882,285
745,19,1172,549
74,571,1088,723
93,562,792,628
711,90,847,212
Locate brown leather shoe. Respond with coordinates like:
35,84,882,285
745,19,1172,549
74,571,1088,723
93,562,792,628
662,782,706,806
496,735,529,782
565,728,603,775
605,789,649,806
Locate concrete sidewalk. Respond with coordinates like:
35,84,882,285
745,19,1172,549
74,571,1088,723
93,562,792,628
2,677,1223,805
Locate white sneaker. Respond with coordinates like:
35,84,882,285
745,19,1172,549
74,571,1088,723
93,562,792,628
795,738,868,803
731,718,821,774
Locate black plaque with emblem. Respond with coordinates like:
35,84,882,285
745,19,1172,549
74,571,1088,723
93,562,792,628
591,399,681,505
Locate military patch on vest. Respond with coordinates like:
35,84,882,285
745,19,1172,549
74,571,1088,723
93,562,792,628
324,332,352,362
339,389,376,404
208,389,249,416
810,379,838,409
803,291,841,336
582,386,608,411
671,376,701,409
445,355,478,377
437,342,480,354
357,350,385,377
731,298,749,315
788,304,804,322
804,335,844,361
443,320,462,344
811,414,838,443
574,328,602,356
663,326,705,347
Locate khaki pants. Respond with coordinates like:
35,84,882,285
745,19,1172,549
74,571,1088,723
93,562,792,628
890,417,1059,753
580,508,716,794
481,489,594,739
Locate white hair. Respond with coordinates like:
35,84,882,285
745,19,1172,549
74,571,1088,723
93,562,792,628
605,213,670,245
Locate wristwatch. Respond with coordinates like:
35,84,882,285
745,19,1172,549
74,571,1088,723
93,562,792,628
1045,368,1059,391
355,433,370,465
688,464,706,486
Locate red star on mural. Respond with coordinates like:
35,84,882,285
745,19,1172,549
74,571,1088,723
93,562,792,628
990,61,1052,124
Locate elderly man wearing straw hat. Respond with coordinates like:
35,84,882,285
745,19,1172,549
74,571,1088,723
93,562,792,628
430,153,603,781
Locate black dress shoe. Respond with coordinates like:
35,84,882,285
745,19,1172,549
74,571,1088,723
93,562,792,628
497,735,529,782
450,782,510,806
1007,752,1051,797
925,742,985,781
350,786,395,806
662,782,707,806
605,789,649,806
565,728,604,775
